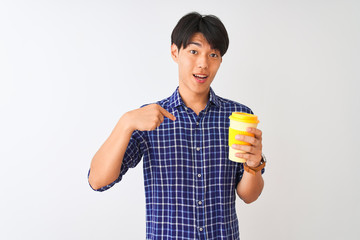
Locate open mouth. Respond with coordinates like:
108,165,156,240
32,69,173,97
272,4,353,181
193,74,208,83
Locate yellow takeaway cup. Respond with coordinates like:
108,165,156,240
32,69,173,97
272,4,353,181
228,112,259,163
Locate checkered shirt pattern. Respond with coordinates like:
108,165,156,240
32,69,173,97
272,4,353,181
90,87,265,240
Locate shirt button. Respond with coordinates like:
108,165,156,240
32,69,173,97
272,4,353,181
196,122,199,125
196,147,200,151
198,201,202,205
199,228,203,232
197,174,202,178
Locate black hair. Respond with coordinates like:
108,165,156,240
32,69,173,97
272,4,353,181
171,12,229,57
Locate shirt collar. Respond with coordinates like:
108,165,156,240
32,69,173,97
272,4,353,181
208,87,221,108
168,87,221,109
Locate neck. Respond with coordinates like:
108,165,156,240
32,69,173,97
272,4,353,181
178,86,210,115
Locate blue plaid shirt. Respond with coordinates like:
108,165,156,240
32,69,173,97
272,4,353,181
91,87,264,240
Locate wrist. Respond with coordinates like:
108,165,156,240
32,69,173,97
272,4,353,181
246,156,262,168
244,157,266,176
120,111,136,133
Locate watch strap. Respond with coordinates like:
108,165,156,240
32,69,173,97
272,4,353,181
244,158,266,175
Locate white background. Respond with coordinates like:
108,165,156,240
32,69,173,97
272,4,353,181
1,0,359,239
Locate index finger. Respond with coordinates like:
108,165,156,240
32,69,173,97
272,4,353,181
158,105,176,121
246,127,262,139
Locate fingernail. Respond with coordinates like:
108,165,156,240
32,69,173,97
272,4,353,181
247,127,252,132
235,135,241,140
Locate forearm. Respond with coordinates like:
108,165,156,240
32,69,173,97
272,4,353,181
88,112,134,190
236,170,264,204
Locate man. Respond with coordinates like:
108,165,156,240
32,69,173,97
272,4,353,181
88,12,265,240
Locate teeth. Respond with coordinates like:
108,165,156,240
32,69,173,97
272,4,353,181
194,74,207,78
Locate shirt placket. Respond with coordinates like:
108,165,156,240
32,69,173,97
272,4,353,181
193,111,206,240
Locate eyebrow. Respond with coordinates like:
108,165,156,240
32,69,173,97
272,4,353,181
188,41,202,47
188,41,218,52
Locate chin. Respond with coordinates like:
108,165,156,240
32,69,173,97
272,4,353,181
180,78,212,93
192,84,211,94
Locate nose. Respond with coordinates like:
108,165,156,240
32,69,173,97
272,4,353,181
197,54,208,69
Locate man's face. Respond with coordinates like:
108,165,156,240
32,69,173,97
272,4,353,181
171,33,222,97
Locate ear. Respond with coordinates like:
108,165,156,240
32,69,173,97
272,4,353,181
171,43,179,63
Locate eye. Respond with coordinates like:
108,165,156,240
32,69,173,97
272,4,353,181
190,50,197,54
210,53,219,58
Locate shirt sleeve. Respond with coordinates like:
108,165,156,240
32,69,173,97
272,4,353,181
88,130,148,192
235,164,245,188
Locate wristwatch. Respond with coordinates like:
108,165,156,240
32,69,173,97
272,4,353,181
244,156,266,175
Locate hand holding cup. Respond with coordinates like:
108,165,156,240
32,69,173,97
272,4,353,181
228,112,262,166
